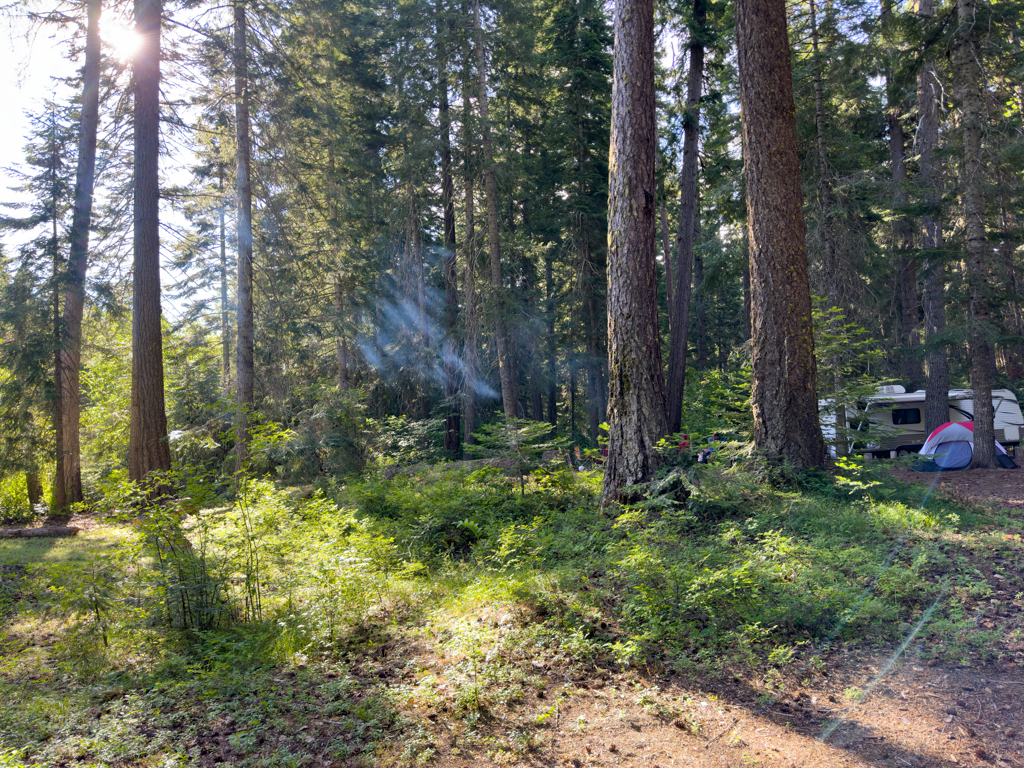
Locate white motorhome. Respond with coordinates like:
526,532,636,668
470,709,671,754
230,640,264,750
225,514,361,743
820,386,1024,458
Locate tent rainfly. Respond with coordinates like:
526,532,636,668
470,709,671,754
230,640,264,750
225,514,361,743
918,421,1014,470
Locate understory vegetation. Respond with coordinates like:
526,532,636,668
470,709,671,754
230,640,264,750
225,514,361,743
2,452,1022,767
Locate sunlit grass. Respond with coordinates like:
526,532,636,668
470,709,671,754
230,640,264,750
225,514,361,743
0,459,1020,765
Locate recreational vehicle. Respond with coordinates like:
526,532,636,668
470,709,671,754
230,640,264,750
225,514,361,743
820,386,1024,459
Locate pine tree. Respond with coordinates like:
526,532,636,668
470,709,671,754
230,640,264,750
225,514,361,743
735,0,825,470
602,0,667,503
955,0,996,468
666,0,707,435
129,0,172,483
59,0,103,507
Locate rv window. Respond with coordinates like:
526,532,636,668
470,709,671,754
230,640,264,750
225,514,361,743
892,408,921,425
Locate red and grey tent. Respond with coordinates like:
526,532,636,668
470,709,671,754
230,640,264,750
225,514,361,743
919,421,1009,469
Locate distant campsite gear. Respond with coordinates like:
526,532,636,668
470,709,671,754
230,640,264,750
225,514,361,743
697,434,722,464
915,421,1015,471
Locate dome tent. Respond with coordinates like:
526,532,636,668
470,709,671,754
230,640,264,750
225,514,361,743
918,421,1015,470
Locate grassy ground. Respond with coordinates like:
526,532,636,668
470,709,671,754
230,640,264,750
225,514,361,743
0,458,1021,767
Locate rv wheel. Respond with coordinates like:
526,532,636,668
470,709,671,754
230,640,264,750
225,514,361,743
897,449,911,457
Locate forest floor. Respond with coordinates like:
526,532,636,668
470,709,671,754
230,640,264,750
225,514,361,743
1,465,1023,768
376,461,1024,768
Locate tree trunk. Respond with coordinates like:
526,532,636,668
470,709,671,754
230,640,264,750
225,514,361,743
26,472,43,509
660,198,674,318
918,0,949,435
666,0,705,434
462,52,479,445
234,0,254,473
694,250,707,370
334,276,348,391
57,0,101,507
219,164,231,393
51,129,66,516
581,227,604,444
546,254,557,427
809,0,841,286
735,0,825,471
129,0,172,483
955,0,996,468
883,3,921,389
439,3,460,455
472,0,516,420
601,0,668,504
742,256,752,342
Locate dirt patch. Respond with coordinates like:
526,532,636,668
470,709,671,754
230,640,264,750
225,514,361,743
405,655,1024,768
890,467,1024,512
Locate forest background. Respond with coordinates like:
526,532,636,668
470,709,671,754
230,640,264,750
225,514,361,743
0,0,1022,509
3,2,1024,766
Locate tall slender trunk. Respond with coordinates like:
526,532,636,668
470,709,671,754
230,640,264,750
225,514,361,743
602,0,668,503
917,0,949,434
666,0,705,434
660,198,674,318
883,2,921,389
581,228,603,443
57,0,101,507
129,0,171,483
219,164,230,392
234,0,254,472
1000,194,1024,376
472,0,516,419
334,277,348,391
809,0,841,279
808,0,847,449
735,0,825,470
892,115,921,387
955,0,996,467
546,254,557,427
692,195,706,370
51,130,66,515
462,52,479,444
439,3,460,455
694,251,707,370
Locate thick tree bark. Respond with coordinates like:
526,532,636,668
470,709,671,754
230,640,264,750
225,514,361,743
666,0,705,434
601,0,668,504
917,0,949,435
129,0,172,483
955,0,996,468
439,3,460,455
57,0,101,507
735,0,825,471
472,0,516,419
234,0,254,472
742,256,752,342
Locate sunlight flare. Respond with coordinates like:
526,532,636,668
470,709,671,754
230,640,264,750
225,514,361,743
100,20,142,61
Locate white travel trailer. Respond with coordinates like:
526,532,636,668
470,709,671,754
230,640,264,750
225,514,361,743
820,385,1024,458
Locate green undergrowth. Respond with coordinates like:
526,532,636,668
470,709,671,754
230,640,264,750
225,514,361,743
1,458,1022,766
